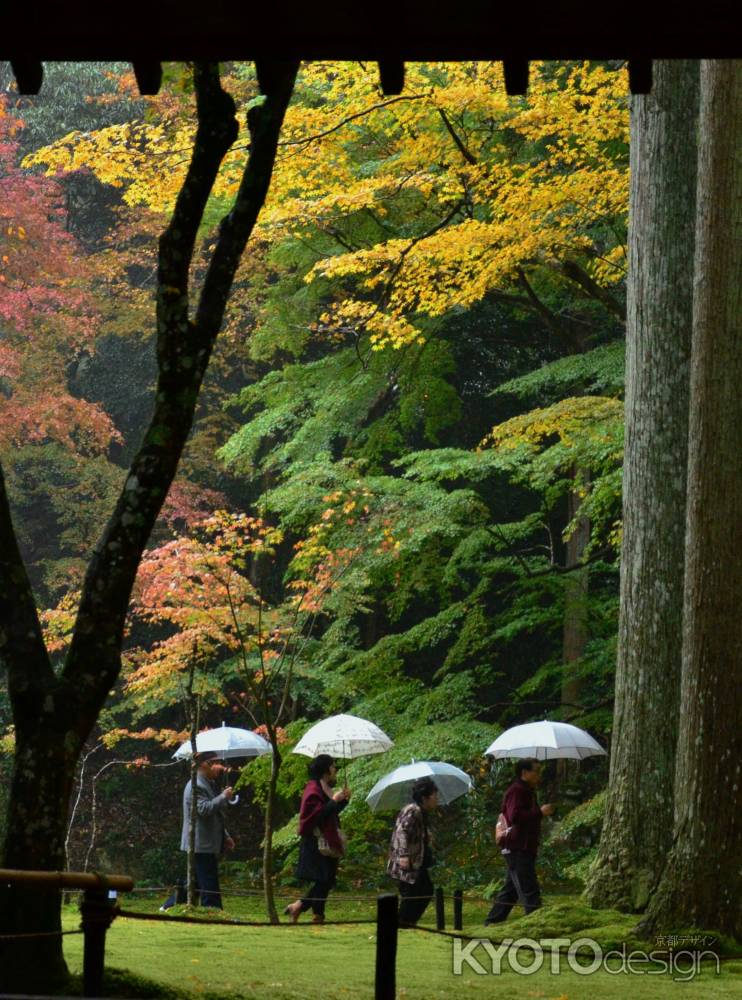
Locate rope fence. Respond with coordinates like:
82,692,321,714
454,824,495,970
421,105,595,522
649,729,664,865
0,928,84,940
107,883,500,904
116,908,378,926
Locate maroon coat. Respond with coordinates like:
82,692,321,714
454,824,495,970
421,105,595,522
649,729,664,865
501,778,542,855
296,779,346,884
298,779,344,852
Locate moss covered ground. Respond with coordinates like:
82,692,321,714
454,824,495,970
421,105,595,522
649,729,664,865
59,891,742,999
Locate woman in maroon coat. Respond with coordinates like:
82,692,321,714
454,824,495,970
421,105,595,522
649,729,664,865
284,754,351,923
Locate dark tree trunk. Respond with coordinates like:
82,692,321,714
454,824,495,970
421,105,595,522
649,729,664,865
585,60,699,911
638,60,742,941
0,61,298,993
0,726,82,991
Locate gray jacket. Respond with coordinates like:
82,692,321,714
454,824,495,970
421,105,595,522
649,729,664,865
179,773,231,854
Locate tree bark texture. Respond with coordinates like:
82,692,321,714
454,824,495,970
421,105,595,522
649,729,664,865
0,61,298,993
585,60,700,911
638,60,742,941
562,470,591,715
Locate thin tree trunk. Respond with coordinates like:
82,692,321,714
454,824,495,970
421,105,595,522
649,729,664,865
185,660,200,907
585,60,699,911
557,472,591,791
638,59,742,940
262,743,282,923
561,469,591,715
188,757,198,906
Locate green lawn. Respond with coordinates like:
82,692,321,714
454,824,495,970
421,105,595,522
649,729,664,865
61,894,742,999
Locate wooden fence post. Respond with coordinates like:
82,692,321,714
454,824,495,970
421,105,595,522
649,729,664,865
453,889,463,931
375,893,398,1000
435,886,445,930
80,886,117,998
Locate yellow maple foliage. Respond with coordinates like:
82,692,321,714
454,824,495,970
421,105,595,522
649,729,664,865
25,61,628,350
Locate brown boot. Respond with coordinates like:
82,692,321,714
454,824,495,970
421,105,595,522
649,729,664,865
311,913,325,924
283,901,302,924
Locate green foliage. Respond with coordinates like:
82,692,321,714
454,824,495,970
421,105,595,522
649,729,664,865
2,443,124,600
2,62,144,153
219,338,465,479
495,341,625,404
551,790,606,846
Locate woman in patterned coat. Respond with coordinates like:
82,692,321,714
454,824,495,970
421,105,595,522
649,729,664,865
387,777,439,926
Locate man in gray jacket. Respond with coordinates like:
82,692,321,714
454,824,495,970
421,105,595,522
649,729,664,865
162,750,236,909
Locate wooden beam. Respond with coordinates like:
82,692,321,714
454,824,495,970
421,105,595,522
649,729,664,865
503,59,529,95
0,2,737,60
378,60,405,95
629,58,653,94
9,60,43,94
132,61,163,95
0,868,134,892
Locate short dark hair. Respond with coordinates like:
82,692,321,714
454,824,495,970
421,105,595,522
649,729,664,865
515,757,540,778
308,754,335,780
194,751,219,764
411,777,438,805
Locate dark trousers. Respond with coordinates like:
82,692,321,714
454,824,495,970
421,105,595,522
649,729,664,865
398,867,434,926
162,853,223,909
299,879,333,917
485,850,541,923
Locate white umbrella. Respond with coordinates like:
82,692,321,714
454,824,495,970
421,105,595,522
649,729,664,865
172,724,272,761
292,713,393,760
484,720,606,761
366,761,473,812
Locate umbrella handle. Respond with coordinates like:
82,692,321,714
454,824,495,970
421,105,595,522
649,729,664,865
228,794,240,806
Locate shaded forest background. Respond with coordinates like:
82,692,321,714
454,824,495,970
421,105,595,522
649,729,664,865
0,60,627,895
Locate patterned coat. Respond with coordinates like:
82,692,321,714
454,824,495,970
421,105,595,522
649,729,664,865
386,802,428,884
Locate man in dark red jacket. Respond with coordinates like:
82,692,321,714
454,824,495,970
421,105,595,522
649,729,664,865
484,758,554,925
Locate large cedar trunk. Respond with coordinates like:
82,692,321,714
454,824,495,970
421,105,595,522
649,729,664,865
585,61,699,911
0,724,81,991
638,60,742,941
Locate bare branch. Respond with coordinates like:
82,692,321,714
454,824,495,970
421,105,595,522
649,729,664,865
516,267,585,352
437,108,478,165
560,258,627,320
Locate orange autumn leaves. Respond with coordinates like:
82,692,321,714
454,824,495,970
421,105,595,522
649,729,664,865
1,99,118,454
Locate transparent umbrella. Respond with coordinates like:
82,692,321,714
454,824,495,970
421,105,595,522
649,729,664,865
366,760,473,812
172,725,272,761
173,725,272,807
